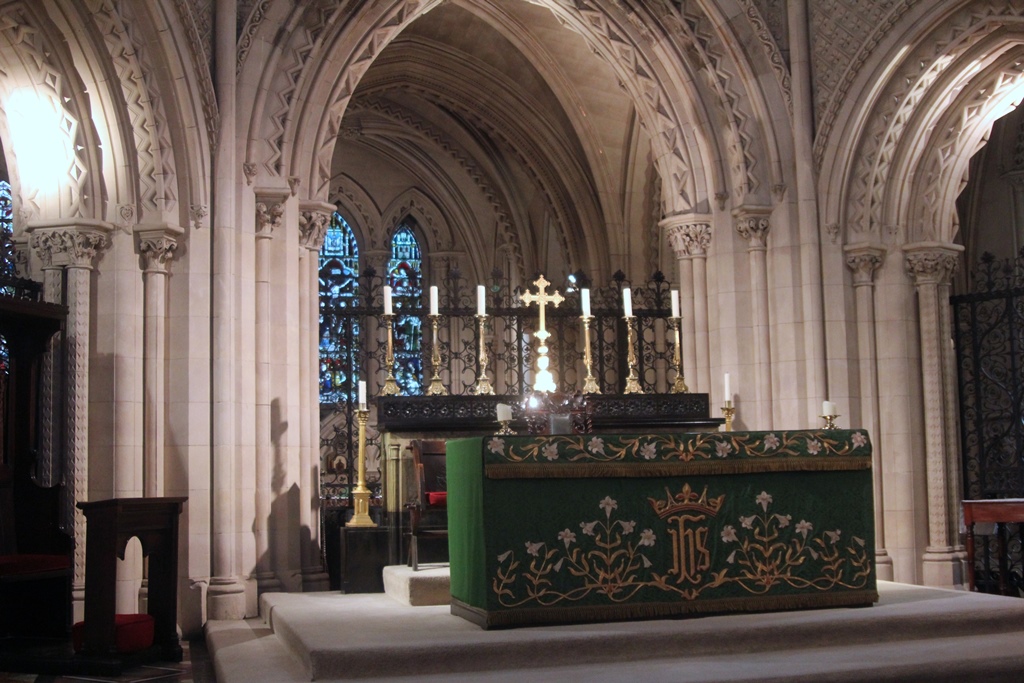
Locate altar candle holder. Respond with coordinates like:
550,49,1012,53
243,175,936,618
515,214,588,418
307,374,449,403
623,315,643,394
668,316,689,393
348,408,377,527
380,313,401,396
426,313,447,396
473,314,495,395
581,314,601,394
722,400,735,432
496,420,516,436
820,413,839,430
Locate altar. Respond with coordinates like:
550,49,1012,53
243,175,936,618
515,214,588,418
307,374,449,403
446,430,877,628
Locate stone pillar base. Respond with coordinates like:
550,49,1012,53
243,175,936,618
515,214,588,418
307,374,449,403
207,578,247,620
922,547,965,588
301,567,331,592
874,549,895,582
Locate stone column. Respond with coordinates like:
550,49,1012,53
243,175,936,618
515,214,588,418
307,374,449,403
136,226,183,498
844,243,893,580
28,221,111,621
299,202,331,591
734,208,773,429
209,0,246,620
36,256,65,489
903,242,965,587
661,215,711,394
253,194,286,594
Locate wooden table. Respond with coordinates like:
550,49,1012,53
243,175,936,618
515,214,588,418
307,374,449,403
963,498,1024,594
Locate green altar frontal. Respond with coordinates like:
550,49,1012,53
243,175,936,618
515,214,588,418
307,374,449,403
447,430,878,628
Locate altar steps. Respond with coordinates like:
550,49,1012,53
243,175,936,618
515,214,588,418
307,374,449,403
206,580,1024,682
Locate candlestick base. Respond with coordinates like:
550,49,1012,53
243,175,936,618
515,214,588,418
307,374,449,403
472,377,495,395
722,402,735,432
496,420,516,435
623,373,643,394
381,375,401,396
820,414,839,430
671,375,689,393
348,487,377,528
582,375,601,394
426,376,447,395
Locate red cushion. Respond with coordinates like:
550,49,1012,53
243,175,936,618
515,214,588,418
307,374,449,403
427,491,448,507
72,613,155,654
0,553,71,576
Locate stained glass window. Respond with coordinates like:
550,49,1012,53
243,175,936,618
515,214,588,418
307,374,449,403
0,179,12,375
319,212,360,404
388,223,423,395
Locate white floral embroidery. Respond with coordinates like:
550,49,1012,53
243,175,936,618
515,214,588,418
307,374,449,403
488,437,505,454
542,443,559,461
588,437,606,454
763,433,780,450
715,441,733,458
599,496,617,518
756,491,773,511
640,442,657,460
721,525,738,542
558,528,576,548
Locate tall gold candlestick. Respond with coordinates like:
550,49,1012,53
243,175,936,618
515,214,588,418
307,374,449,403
426,313,447,395
348,408,376,527
473,314,495,395
581,314,600,394
623,315,643,394
722,400,735,432
669,316,689,393
380,313,401,396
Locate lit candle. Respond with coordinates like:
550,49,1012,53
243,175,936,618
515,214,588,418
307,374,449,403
429,285,438,316
822,400,837,416
581,288,591,317
671,290,680,318
383,286,393,315
477,285,486,316
496,403,512,423
358,380,367,410
622,287,633,317
724,372,730,399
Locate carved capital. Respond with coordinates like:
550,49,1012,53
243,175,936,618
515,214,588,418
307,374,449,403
299,209,330,251
28,221,112,269
733,207,772,249
661,214,712,259
843,243,886,286
902,242,964,287
255,201,284,239
135,224,184,274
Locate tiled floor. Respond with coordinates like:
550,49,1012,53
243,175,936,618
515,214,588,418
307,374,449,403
0,639,215,683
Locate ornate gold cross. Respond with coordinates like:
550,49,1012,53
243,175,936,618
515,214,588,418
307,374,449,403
521,275,564,392
521,275,564,342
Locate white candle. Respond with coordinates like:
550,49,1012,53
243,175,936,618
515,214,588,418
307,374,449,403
358,380,367,410
671,290,680,318
622,287,633,317
581,288,591,317
724,372,730,398
477,285,486,316
383,285,393,315
496,403,512,423
822,400,837,416
429,286,438,315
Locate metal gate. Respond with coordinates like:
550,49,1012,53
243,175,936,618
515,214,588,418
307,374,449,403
952,252,1024,595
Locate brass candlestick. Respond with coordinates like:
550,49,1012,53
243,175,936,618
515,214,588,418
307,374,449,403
348,408,376,527
722,400,735,432
473,314,495,395
623,315,643,394
426,313,447,395
669,316,689,393
496,420,516,435
380,313,401,396
581,314,600,394
820,413,839,430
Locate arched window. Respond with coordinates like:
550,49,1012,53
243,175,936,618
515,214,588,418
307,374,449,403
388,223,423,395
0,179,13,375
319,212,360,404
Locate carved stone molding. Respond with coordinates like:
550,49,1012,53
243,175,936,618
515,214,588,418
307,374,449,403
733,207,773,249
190,204,209,230
903,242,964,287
27,221,112,269
243,162,258,186
843,243,886,286
136,224,185,274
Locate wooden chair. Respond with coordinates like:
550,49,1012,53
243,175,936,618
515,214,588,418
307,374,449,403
404,440,448,571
